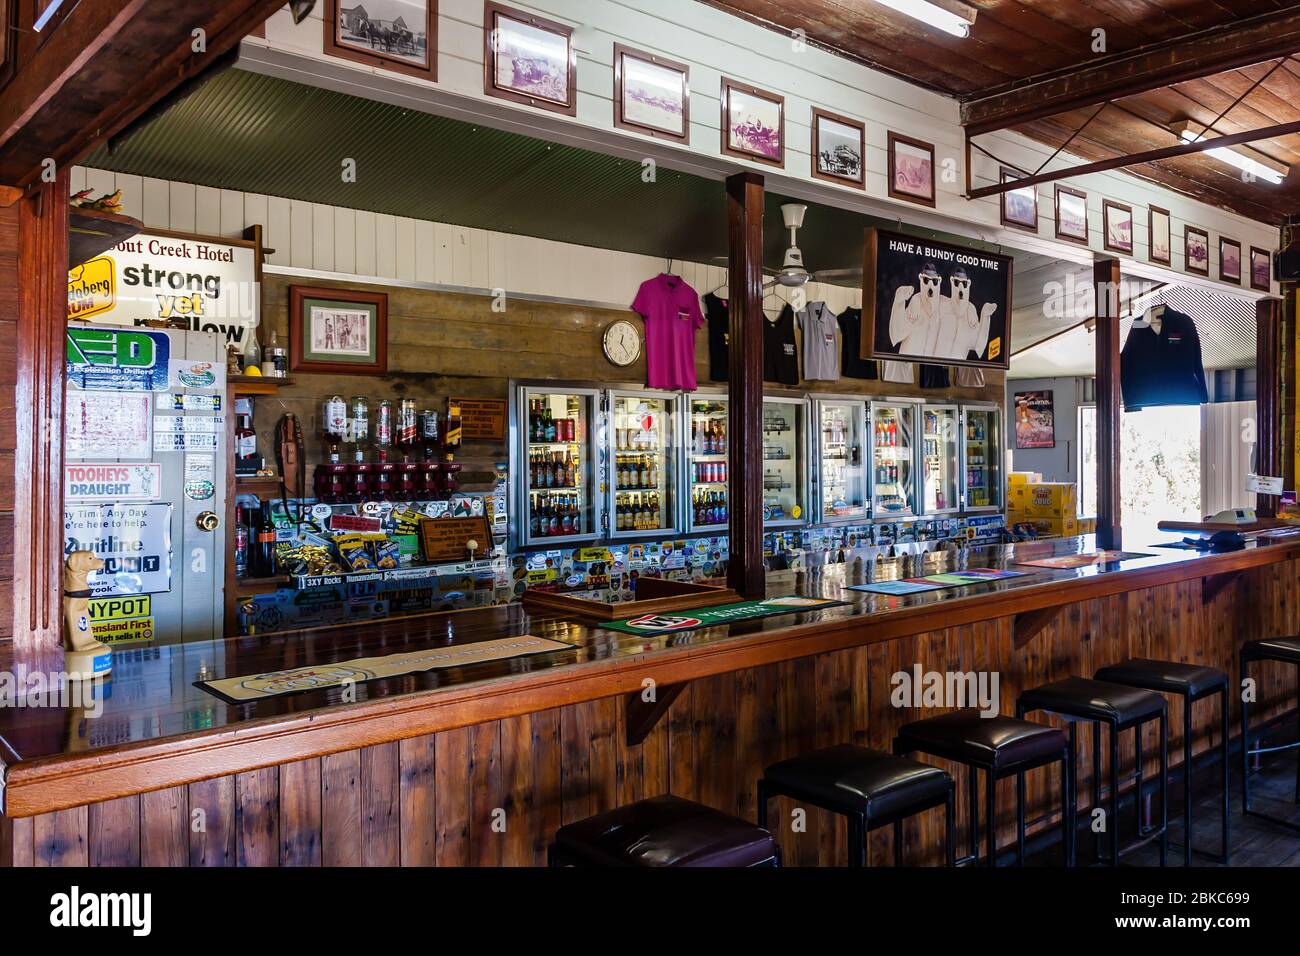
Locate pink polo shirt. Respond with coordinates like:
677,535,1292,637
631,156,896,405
632,273,704,391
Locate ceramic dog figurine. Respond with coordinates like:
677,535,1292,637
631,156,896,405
63,550,111,679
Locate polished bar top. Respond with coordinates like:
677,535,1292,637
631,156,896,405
2,531,1297,815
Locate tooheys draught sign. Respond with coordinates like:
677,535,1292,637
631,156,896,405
67,230,259,346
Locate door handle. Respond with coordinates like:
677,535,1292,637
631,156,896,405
196,511,220,532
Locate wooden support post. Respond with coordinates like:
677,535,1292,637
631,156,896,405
624,682,689,746
1095,258,1123,550
1255,297,1282,518
726,171,765,599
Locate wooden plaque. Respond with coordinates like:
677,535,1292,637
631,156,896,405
419,516,493,563
451,397,507,441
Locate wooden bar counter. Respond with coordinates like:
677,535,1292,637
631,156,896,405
3,533,1298,867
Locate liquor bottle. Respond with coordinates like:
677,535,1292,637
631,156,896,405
375,399,393,451
235,414,257,464
322,396,347,463
349,396,370,461
252,502,277,578
233,505,250,579
444,399,463,452
397,399,418,456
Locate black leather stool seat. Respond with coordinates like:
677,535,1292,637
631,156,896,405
895,710,1067,774
763,745,951,820
1094,659,1227,698
1019,677,1165,727
553,794,778,867
1241,636,1300,664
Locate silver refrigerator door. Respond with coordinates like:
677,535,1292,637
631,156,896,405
518,386,601,545
963,405,1003,511
921,404,961,515
608,390,680,537
815,399,868,522
869,402,917,518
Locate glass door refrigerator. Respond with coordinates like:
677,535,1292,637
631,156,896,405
516,385,601,546
686,393,729,532
814,397,868,523
607,389,681,538
962,404,1003,511
920,403,961,515
762,396,810,526
869,401,917,518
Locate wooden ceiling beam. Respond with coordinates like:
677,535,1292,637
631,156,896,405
962,7,1300,136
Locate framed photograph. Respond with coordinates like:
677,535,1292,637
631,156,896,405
613,44,689,142
1250,246,1272,292
887,132,935,207
1013,391,1055,449
1148,205,1171,265
1185,226,1210,276
324,0,435,80
289,286,388,375
1219,237,1242,284
1054,185,1089,244
484,2,576,116
999,167,1037,232
720,77,784,167
1102,200,1134,255
811,108,865,188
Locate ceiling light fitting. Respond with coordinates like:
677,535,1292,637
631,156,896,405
1171,120,1288,186
871,0,977,39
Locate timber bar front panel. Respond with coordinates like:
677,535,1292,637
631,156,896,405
5,557,1296,867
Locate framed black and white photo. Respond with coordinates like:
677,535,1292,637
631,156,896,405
1149,205,1171,265
720,77,784,167
1102,200,1133,255
1185,226,1210,276
484,1,576,116
290,286,389,376
613,44,689,142
1220,237,1242,284
811,108,865,188
325,0,435,80
1250,246,1272,292
999,166,1037,232
1054,185,1088,244
887,132,935,207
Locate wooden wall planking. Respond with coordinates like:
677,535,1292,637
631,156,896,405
0,202,17,643
4,564,1296,867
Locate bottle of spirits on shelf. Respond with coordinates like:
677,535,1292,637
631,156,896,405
235,414,257,465
252,502,277,578
233,505,250,579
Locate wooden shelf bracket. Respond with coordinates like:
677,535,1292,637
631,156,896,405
625,681,689,746
1013,604,1064,650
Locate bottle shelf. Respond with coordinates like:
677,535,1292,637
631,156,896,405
234,575,291,595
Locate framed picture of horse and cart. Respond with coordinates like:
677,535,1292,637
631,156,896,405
325,0,436,80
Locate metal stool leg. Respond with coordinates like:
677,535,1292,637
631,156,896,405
1295,663,1299,803
1134,721,1144,835
757,780,770,830
1159,712,1169,867
968,764,979,864
945,784,956,868
1067,724,1078,866
848,814,865,868
893,819,903,868
1016,770,1026,866
985,769,997,868
1240,654,1251,815
1092,720,1103,863
1183,695,1194,867
1219,687,1230,861
1109,723,1120,867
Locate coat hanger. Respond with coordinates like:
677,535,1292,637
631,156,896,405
1132,303,1166,331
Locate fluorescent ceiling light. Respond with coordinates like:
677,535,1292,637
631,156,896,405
871,0,977,38
33,0,64,31
1172,121,1287,185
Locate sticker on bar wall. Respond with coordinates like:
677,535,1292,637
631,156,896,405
66,327,171,391
92,616,155,645
183,455,216,500
65,391,152,459
169,393,223,412
169,359,223,390
64,463,161,502
63,502,173,596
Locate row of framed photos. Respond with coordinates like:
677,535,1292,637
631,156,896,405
999,168,1271,290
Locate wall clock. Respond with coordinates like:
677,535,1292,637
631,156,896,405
602,319,642,367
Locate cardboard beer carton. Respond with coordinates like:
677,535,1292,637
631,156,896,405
1021,482,1078,518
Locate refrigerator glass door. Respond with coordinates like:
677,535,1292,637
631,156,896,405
521,388,598,544
964,407,1002,510
609,391,679,537
687,396,729,532
921,405,960,514
817,400,868,522
870,403,916,517
762,399,808,525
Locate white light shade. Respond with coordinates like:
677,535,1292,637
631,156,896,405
872,0,974,38
1179,130,1285,185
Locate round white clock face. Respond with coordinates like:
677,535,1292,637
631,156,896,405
603,319,642,367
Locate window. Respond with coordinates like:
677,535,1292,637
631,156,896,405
1077,404,1097,518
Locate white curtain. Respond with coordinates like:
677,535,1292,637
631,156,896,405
1200,400,1255,518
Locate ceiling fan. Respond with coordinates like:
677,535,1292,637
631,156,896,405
710,204,863,289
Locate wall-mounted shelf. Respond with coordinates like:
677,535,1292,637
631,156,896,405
230,375,294,396
69,208,143,268
235,476,284,496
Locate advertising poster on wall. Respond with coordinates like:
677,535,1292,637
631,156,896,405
63,502,173,596
1013,390,1056,449
863,228,1013,370
65,391,153,458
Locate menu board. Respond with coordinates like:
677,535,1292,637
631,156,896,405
451,397,508,441
419,516,492,562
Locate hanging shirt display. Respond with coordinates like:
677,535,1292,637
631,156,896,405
797,301,839,381
763,305,800,385
837,307,878,380
632,273,705,391
880,360,915,384
1120,308,1209,411
704,292,730,382
954,366,986,388
919,364,950,389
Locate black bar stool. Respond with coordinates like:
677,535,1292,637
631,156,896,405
548,794,781,867
1094,659,1230,865
1017,677,1169,867
1240,637,1300,835
892,710,1072,867
757,744,955,867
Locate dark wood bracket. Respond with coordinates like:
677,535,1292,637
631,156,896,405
625,681,689,746
1201,570,1244,606
1014,605,1064,650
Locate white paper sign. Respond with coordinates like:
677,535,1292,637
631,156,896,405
153,431,219,452
66,391,152,459
1246,474,1284,495
154,415,225,433
64,502,173,596
65,463,162,502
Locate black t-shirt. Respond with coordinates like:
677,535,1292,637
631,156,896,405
704,292,729,382
1120,308,1209,411
764,305,799,385
837,307,878,379
919,364,950,389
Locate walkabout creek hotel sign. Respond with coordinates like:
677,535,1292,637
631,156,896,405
67,231,259,345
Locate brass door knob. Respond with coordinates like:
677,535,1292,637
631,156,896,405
196,511,220,532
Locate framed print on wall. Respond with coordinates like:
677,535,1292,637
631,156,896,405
324,0,435,80
1013,390,1055,449
887,132,935,207
484,1,576,116
1148,205,1172,265
1102,200,1133,255
1250,246,1272,292
613,44,689,142
1185,226,1210,276
720,77,785,167
811,108,865,189
290,286,389,375
1219,237,1242,284
1054,185,1088,244
999,167,1037,232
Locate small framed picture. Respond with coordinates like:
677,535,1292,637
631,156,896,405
1219,238,1242,284
1185,226,1210,276
887,132,936,207
613,44,689,142
1148,205,1171,265
290,286,388,375
484,2,576,116
720,77,784,167
811,108,865,188
1250,246,1272,292
324,0,435,80
999,167,1037,232
1054,185,1088,244
1103,200,1133,255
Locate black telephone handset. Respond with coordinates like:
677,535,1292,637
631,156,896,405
1183,531,1246,552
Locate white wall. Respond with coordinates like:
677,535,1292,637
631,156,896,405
1006,376,1088,482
